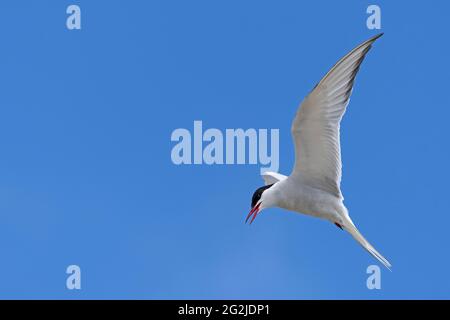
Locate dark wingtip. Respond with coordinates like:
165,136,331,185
372,32,384,41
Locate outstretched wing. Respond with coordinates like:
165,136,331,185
291,34,383,198
261,171,288,185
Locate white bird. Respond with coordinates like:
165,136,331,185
246,33,391,269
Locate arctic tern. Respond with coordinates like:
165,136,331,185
246,33,391,269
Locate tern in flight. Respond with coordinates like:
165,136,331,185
246,33,391,269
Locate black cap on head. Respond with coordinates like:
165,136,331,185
251,184,273,208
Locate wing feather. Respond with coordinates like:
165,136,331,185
291,34,383,198
261,171,288,185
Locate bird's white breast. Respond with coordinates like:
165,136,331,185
268,176,345,222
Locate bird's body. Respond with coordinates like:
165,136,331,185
246,33,392,269
264,175,344,222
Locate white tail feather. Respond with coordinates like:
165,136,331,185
343,221,392,270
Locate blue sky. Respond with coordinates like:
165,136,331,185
0,0,449,299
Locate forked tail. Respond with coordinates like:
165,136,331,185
343,220,392,270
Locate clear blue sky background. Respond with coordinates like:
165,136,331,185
0,0,448,299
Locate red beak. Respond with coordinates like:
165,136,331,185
245,202,261,224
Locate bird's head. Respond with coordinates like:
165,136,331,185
246,184,274,224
